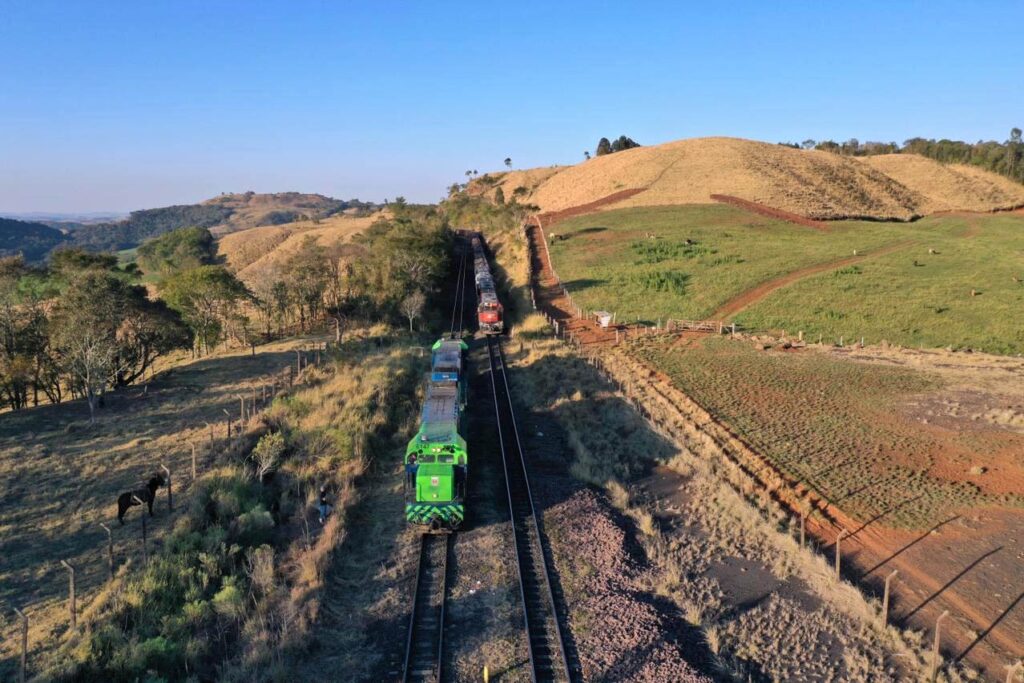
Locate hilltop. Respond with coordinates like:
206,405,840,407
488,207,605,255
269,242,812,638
472,136,1024,221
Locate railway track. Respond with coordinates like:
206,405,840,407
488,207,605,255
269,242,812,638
402,533,453,683
486,337,577,683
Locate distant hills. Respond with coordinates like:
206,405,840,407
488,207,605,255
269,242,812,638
473,136,1024,221
1,192,380,260
0,217,71,261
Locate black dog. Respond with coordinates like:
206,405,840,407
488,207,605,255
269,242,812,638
117,474,165,524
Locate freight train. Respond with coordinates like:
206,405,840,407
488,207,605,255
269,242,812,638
404,336,469,531
472,235,504,334
403,232,505,531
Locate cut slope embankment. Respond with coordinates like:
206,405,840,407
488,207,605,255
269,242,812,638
474,136,1024,222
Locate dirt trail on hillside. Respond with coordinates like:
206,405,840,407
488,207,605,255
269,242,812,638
710,240,916,320
710,194,828,230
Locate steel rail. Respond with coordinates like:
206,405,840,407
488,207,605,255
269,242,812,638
486,337,574,682
402,533,453,683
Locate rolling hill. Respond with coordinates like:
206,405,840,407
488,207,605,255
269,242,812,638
473,136,1024,221
217,210,385,286
68,192,379,253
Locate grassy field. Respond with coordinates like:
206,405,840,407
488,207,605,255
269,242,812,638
547,205,1024,353
737,213,1024,354
0,335,332,679
629,335,1024,530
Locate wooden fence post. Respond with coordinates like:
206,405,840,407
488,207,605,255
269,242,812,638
161,463,172,512
930,610,950,681
133,496,149,567
100,523,114,579
60,559,76,631
15,607,27,683
296,350,302,374
881,569,898,626
223,409,232,438
834,530,846,580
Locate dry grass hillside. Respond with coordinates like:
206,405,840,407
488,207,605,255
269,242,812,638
218,211,385,285
475,137,1024,221
203,192,354,235
857,154,1024,213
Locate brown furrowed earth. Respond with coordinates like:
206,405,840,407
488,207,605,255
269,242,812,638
626,335,1024,679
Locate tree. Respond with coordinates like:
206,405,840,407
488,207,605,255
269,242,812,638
596,137,613,156
162,266,249,354
113,296,190,386
494,187,505,205
584,151,591,160
801,139,816,150
50,273,128,422
504,157,512,169
281,237,330,331
1011,128,1022,144
400,290,426,332
136,226,216,278
49,247,118,277
610,135,640,152
251,432,285,483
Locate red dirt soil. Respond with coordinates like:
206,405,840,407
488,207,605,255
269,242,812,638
710,193,829,231
535,188,647,228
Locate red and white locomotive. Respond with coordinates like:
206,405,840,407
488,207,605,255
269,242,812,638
471,234,504,334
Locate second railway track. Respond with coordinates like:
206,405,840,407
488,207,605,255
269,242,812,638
487,337,578,683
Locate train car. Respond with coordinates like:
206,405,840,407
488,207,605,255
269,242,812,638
404,339,469,532
471,234,504,334
430,336,468,407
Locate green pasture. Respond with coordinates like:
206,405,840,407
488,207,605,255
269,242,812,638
547,205,1024,353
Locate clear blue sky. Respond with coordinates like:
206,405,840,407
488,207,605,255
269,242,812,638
2,1,1021,213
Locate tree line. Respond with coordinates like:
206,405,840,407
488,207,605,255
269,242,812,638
0,206,453,420
779,127,1024,184
593,135,641,158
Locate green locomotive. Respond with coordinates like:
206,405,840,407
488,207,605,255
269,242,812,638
404,338,469,531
